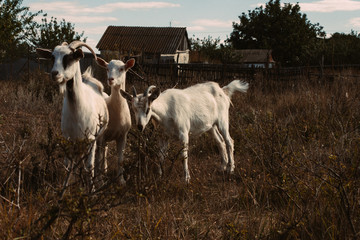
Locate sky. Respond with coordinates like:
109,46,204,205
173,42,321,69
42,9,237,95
23,0,360,53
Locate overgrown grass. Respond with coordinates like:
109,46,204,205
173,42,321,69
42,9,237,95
0,68,360,239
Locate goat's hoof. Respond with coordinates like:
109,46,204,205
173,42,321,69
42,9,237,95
227,166,235,174
118,175,126,185
220,165,227,172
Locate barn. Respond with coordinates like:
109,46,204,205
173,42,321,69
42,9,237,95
96,26,191,64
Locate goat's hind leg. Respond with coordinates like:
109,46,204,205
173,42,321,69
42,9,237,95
210,127,228,172
217,125,235,174
179,133,190,183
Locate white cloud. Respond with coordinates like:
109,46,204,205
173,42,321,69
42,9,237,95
349,17,360,27
192,19,232,28
187,26,206,32
299,0,360,13
29,1,180,14
57,15,117,23
256,0,360,13
81,26,108,35
99,2,180,11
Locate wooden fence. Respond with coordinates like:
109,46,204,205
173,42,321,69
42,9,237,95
2,55,360,85
128,63,360,86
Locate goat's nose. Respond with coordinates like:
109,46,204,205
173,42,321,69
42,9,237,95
108,78,114,85
137,124,143,132
51,71,59,79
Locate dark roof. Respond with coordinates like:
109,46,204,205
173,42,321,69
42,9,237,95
232,49,275,63
96,26,189,54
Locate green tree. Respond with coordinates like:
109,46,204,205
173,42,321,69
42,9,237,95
0,0,41,62
31,16,87,50
190,36,235,63
228,0,325,66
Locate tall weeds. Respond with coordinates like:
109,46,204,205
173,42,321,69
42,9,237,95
0,69,359,239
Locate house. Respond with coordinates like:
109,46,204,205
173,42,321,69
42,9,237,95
231,49,275,68
96,26,191,64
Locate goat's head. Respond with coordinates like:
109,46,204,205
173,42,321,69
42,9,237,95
120,85,160,131
96,58,135,88
36,41,97,90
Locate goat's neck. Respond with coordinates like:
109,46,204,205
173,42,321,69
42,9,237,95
149,101,163,126
110,80,126,101
65,64,84,103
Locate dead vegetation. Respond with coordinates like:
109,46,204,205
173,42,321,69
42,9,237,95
0,67,360,239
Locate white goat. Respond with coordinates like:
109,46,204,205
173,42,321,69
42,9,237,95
120,80,249,183
36,41,109,186
95,57,135,184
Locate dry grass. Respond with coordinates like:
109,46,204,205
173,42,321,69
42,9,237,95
0,68,360,239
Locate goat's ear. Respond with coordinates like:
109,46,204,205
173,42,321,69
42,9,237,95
36,48,52,59
125,58,135,71
96,57,108,69
73,48,84,61
149,88,160,102
120,89,133,102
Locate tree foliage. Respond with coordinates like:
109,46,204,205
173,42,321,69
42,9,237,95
0,0,41,62
228,0,325,66
190,36,235,64
31,16,87,50
0,0,87,63
324,31,360,65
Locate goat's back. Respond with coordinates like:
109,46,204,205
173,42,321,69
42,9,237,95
153,82,231,136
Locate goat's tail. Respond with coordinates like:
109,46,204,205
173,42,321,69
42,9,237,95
82,67,105,94
222,80,249,99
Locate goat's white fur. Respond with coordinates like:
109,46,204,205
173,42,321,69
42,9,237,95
121,80,249,183
36,41,109,185
95,57,134,184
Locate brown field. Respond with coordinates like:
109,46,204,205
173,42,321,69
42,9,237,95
0,67,360,239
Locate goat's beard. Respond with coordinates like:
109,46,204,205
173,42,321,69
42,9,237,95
59,81,66,94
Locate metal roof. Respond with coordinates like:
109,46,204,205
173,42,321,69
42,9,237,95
96,26,190,54
232,49,275,63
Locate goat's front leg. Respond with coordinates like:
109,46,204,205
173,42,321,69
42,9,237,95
157,138,169,177
95,138,108,187
116,135,127,185
86,140,96,192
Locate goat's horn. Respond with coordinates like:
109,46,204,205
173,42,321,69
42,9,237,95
144,85,157,97
68,41,97,59
132,86,137,97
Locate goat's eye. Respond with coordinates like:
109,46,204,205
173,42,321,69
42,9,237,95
119,68,124,72
63,54,73,69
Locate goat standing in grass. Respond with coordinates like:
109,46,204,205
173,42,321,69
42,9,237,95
95,57,135,184
120,80,249,183
36,41,109,190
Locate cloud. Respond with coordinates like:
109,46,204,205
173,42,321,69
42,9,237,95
256,0,360,13
192,19,232,28
187,26,206,32
349,17,360,27
59,15,118,23
29,1,180,14
298,0,360,13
